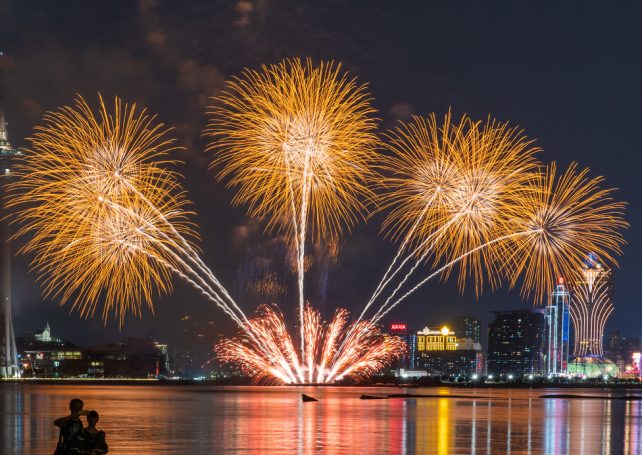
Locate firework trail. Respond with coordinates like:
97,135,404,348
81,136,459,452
9,95,249,329
206,58,379,356
215,304,406,384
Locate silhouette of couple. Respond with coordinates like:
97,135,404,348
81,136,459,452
53,398,109,455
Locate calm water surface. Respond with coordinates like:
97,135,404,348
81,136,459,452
2,384,642,454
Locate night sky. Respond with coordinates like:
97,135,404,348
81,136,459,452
1,1,640,348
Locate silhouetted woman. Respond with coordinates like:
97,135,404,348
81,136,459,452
78,410,108,454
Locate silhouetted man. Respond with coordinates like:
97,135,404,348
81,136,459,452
53,398,88,454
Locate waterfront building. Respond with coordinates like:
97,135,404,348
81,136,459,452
605,331,627,372
631,352,641,379
619,352,642,379
393,369,428,380
569,253,614,357
85,339,166,378
416,326,458,351
567,355,619,378
174,315,219,379
486,309,545,377
21,348,84,378
544,277,570,376
0,104,20,378
17,324,167,378
414,326,481,376
604,330,642,373
17,324,83,378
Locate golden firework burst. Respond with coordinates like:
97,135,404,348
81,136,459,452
205,58,379,243
500,162,628,303
379,112,541,293
9,95,197,324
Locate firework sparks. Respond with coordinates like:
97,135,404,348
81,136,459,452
207,58,379,355
357,113,540,324
215,304,407,384
9,95,248,327
500,162,627,303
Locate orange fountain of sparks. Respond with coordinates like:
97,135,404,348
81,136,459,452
215,304,407,384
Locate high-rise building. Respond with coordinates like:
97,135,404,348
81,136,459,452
174,315,218,379
487,309,545,377
0,103,19,378
544,277,570,376
451,316,481,344
569,253,614,357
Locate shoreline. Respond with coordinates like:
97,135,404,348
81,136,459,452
3,378,642,389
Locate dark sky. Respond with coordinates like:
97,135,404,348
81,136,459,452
1,1,640,348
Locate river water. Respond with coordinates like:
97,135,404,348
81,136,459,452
1,384,641,454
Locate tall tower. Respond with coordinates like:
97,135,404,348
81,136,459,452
569,253,613,357
0,104,20,378
544,276,570,376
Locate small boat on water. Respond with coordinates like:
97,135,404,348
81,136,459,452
301,394,318,402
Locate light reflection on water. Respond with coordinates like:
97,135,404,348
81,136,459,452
2,384,642,454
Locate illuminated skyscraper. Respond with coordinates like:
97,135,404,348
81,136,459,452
569,253,613,357
487,309,545,377
0,104,20,378
544,277,570,376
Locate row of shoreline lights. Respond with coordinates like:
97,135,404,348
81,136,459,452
466,374,614,381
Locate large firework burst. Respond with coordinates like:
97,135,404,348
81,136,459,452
500,162,627,303
206,58,379,243
369,162,627,324
9,95,194,323
215,304,407,384
379,112,540,293
9,95,245,326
